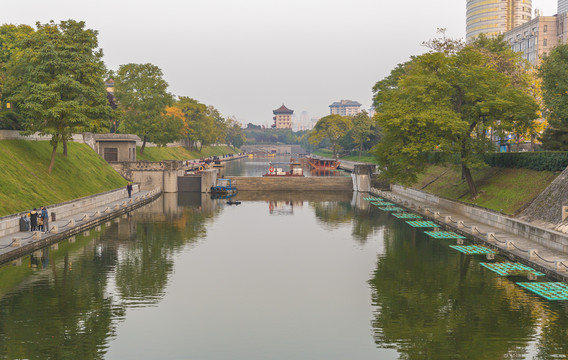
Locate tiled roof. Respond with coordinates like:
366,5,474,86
273,104,294,114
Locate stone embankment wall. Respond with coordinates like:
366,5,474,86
391,185,568,253
227,176,352,191
519,165,568,225
0,185,140,239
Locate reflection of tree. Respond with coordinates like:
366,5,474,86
370,222,537,359
0,244,122,360
311,201,388,244
0,194,219,359
114,201,215,305
534,304,568,359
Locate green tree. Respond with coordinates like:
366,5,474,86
225,118,246,148
114,63,174,152
350,110,373,158
539,44,568,150
309,114,352,158
372,42,538,197
3,20,110,172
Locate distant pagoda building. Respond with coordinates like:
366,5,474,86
329,99,361,116
273,104,293,129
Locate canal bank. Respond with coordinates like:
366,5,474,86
0,186,162,265
373,186,568,282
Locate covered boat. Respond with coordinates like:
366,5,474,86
263,162,304,177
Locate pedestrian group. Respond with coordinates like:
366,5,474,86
28,207,49,232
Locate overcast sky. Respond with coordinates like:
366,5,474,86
0,0,558,126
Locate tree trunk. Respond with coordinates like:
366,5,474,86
140,135,147,154
63,139,68,157
48,143,58,174
358,144,363,159
461,163,477,198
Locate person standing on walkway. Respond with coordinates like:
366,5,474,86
29,208,38,232
126,182,133,198
41,207,49,233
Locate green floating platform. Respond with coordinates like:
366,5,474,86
405,220,439,228
371,202,394,206
364,197,383,201
449,245,498,255
378,206,405,212
424,231,465,239
480,262,545,277
516,282,568,301
392,213,423,219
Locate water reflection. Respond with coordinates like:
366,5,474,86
0,193,568,359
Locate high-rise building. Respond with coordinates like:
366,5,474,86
272,104,293,129
329,100,361,116
560,0,568,14
466,0,532,42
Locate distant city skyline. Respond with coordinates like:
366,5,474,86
0,0,558,125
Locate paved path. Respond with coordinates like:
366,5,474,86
376,189,568,282
0,189,158,263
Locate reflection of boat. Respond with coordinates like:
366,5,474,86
310,168,345,177
307,157,340,170
263,162,304,177
210,178,237,196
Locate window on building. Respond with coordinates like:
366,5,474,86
544,25,548,32
544,38,547,46
104,148,118,162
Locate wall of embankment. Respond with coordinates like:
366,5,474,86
391,185,568,254
0,187,161,265
0,185,141,238
226,176,353,191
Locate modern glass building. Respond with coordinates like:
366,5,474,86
560,0,568,14
466,0,532,42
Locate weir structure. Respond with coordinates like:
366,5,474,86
110,160,379,193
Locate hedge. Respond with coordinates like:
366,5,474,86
482,152,568,171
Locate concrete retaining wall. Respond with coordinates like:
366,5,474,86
227,176,352,191
0,184,139,239
392,185,568,253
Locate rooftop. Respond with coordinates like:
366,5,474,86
273,104,294,114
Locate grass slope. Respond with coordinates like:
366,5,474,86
0,140,127,217
136,145,238,161
412,165,559,215
314,147,559,215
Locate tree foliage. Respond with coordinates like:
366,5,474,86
114,63,174,152
309,114,352,158
3,20,110,172
372,37,539,197
539,44,568,150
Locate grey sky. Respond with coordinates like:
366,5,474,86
1,0,557,126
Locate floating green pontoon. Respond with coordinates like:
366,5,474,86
449,245,498,255
378,206,405,212
480,262,545,277
371,202,394,206
516,282,568,300
392,213,423,219
424,231,465,239
405,220,439,228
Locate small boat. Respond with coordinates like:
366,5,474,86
263,162,304,177
210,178,237,196
307,156,340,170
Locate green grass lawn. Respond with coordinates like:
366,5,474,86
413,165,560,215
136,145,239,161
0,140,127,217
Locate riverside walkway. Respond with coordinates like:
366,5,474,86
0,188,161,265
374,188,568,282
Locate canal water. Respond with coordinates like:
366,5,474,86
1,192,568,359
220,154,349,177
